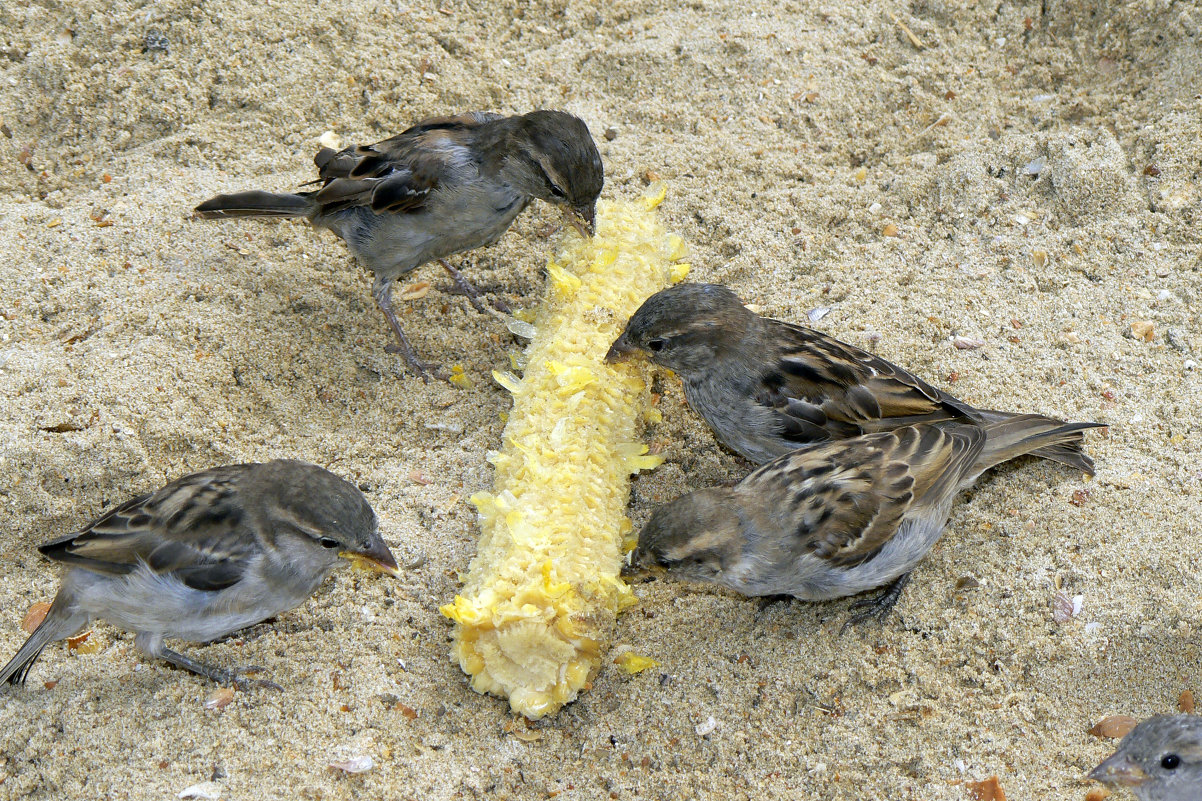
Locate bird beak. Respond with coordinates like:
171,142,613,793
340,539,401,578
564,203,595,238
1087,754,1150,787
605,332,639,364
630,545,666,573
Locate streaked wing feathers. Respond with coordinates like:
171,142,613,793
37,465,261,592
744,425,983,568
760,321,980,444
309,112,501,215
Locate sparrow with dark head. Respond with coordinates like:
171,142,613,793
196,110,604,378
1089,714,1202,801
607,282,1096,473
635,416,1100,627
0,459,398,690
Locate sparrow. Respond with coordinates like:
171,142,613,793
195,110,604,379
634,416,1100,627
0,459,399,690
1089,714,1202,801
607,283,1096,474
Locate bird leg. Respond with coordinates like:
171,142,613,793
373,277,442,381
438,259,511,314
840,572,913,634
754,594,795,621
158,647,283,692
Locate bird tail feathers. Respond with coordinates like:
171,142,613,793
0,594,88,686
194,190,315,219
975,413,1103,477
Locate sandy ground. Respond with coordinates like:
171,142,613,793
0,0,1200,798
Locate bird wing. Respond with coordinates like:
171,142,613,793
753,319,981,445
309,112,503,214
38,465,262,592
742,424,984,568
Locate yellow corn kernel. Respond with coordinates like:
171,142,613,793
448,363,473,389
440,191,681,718
615,651,659,674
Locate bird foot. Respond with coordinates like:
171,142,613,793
839,573,912,635
382,342,444,382
224,665,283,692
159,648,283,691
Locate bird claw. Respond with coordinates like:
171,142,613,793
226,665,283,692
382,343,444,382
839,573,912,635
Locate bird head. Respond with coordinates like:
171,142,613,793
634,487,741,587
253,460,399,577
1089,714,1202,800
606,283,757,375
505,110,603,236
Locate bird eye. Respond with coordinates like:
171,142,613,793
647,337,667,352
318,537,341,549
548,182,566,198
1161,754,1181,770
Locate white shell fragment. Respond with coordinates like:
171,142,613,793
329,755,374,774
695,716,718,736
1051,591,1075,623
203,687,235,710
505,317,537,339
806,307,832,323
951,335,987,350
178,783,222,800
318,130,342,150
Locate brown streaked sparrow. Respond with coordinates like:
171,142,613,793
635,417,1100,627
607,283,1097,473
0,459,398,690
1090,714,1202,801
196,110,604,379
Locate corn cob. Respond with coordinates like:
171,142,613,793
440,186,687,719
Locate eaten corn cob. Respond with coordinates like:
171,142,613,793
440,185,688,719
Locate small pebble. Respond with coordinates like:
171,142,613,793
1088,715,1139,739
1023,157,1045,176
318,130,342,150
952,335,986,350
506,318,537,339
806,307,831,323
143,29,169,53
204,688,235,710
695,716,718,736
398,281,431,301
177,783,221,801
1127,320,1155,342
329,755,374,774
1051,591,1074,623
604,126,618,141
